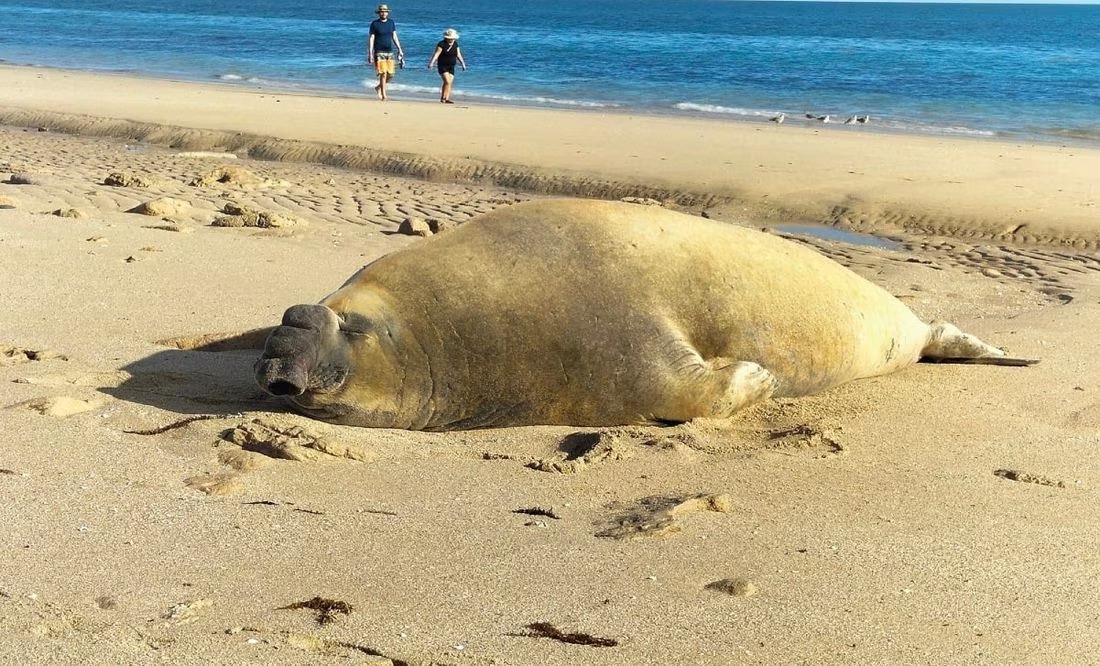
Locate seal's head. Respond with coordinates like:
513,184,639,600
254,303,404,426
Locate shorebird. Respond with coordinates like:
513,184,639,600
845,115,871,125
769,113,785,124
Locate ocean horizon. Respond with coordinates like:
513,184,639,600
2,0,1098,144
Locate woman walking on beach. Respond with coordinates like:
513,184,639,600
367,4,404,101
427,28,467,104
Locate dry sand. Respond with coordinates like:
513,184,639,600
1,65,1099,665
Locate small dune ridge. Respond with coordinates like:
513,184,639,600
5,108,1097,248
0,108,729,209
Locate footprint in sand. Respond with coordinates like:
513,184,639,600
595,493,732,540
705,578,758,597
763,423,846,457
526,430,635,473
185,416,369,496
8,395,101,418
0,345,68,366
183,471,247,496
161,598,213,627
225,416,369,463
12,368,130,392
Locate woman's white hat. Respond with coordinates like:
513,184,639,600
442,28,459,40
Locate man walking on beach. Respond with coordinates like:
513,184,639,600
367,4,404,101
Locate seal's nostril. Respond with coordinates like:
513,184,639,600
267,380,304,397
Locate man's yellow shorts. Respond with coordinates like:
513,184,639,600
375,53,395,76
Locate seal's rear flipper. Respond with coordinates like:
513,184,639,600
920,321,1039,366
920,356,1039,367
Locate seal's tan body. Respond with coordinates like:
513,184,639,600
256,199,1018,429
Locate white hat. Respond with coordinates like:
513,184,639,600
376,4,390,13
442,28,459,40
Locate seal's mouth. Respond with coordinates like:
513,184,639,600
283,397,349,421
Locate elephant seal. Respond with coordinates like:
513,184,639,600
255,199,1034,430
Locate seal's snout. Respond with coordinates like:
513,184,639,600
281,303,340,332
267,380,302,396
256,304,342,398
256,357,309,396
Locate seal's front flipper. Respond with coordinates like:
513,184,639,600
672,358,778,420
713,360,779,416
921,322,1039,366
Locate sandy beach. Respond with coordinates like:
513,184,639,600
1,64,1099,665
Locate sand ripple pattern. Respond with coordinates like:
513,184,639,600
781,230,1098,305
0,121,528,231
825,204,1100,250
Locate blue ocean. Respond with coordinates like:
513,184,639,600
1,1,1099,143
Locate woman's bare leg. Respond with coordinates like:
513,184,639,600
441,72,454,102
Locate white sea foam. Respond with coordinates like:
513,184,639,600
246,76,289,87
464,90,618,108
366,81,440,95
933,126,996,137
877,118,996,138
674,102,776,117
360,80,617,109
215,73,303,90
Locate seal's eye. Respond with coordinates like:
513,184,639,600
338,312,375,336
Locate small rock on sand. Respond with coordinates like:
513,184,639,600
188,165,260,187
7,172,51,186
104,172,155,188
428,218,455,234
127,197,191,217
211,204,304,229
398,217,432,236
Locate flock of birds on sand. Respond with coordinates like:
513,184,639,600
768,112,871,125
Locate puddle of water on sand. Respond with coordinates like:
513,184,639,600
777,225,901,250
